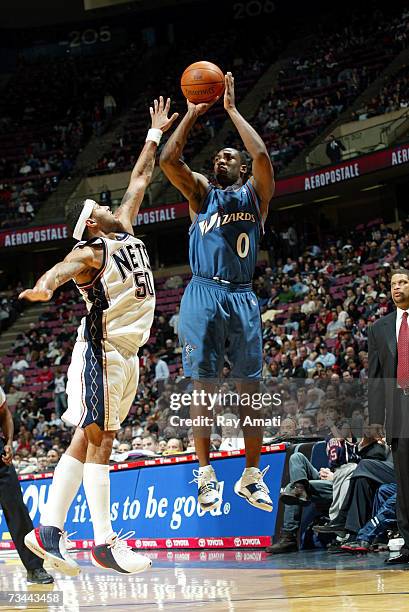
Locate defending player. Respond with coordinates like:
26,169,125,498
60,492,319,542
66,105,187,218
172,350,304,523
160,73,275,512
19,97,178,576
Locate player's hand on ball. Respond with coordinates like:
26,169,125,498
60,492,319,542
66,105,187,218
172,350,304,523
224,72,236,111
186,98,218,117
19,287,54,302
150,97,179,133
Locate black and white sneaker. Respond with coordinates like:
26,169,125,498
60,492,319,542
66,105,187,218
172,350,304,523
91,531,152,574
190,466,222,512
234,466,273,512
24,527,80,577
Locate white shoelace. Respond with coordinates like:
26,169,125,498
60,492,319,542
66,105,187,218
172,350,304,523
59,530,77,551
250,466,271,494
108,530,136,557
189,468,217,495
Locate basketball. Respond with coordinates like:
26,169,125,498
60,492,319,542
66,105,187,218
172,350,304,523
181,61,225,104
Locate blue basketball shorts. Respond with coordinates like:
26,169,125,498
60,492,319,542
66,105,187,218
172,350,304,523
178,276,262,380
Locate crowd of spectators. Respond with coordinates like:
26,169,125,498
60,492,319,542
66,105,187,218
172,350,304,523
353,64,409,121
2,215,409,475
0,41,147,228
0,284,25,333
89,26,279,176
221,6,409,176
2,6,409,229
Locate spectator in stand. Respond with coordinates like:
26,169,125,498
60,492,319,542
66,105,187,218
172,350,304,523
315,343,336,368
153,354,170,395
53,368,67,418
11,370,26,389
35,365,53,387
11,354,29,371
325,134,346,164
326,312,346,339
163,438,184,455
169,305,180,336
142,434,159,456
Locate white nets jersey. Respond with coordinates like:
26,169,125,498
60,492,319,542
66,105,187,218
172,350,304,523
74,232,155,354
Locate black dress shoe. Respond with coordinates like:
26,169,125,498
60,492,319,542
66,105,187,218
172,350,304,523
27,568,54,584
280,482,310,506
385,552,409,565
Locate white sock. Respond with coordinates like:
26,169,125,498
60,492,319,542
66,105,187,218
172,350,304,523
243,467,260,475
199,465,213,475
41,454,84,531
83,463,114,545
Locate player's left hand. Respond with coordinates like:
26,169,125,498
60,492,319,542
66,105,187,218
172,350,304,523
19,287,54,302
224,72,236,112
1,445,12,465
150,97,179,133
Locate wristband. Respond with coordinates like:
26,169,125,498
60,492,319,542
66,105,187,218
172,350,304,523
146,128,163,145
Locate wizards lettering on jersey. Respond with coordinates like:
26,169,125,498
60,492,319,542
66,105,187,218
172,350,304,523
112,243,151,281
198,211,256,236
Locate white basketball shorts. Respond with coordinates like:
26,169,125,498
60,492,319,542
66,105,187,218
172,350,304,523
62,340,139,431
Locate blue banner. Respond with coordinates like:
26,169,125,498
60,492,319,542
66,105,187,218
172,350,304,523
0,452,285,542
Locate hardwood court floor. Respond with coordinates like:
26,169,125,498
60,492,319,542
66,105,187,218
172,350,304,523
1,549,409,611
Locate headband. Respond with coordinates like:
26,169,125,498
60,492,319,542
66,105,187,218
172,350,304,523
73,199,96,241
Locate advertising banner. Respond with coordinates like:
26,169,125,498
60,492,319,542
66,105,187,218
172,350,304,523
0,224,69,248
0,450,286,548
274,141,409,197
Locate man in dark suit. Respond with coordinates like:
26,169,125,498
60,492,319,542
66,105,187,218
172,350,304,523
0,386,53,583
368,268,409,564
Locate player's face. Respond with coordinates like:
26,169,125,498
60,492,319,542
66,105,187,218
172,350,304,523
90,203,124,234
214,148,246,186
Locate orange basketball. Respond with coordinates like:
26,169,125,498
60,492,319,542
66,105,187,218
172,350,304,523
181,61,225,104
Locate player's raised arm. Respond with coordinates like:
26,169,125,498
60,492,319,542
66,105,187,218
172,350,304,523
160,100,212,216
18,246,103,302
224,72,274,221
115,97,179,233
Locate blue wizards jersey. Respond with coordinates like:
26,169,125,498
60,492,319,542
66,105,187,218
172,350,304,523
189,179,263,284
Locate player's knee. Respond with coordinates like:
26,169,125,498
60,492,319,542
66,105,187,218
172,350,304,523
66,427,88,462
87,429,115,463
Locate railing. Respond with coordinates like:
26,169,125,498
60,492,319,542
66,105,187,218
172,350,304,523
306,109,409,170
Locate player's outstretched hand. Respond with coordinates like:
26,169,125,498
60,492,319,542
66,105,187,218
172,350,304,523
19,288,54,302
224,72,236,112
150,97,179,133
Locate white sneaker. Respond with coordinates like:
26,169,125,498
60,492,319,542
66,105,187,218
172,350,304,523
24,527,80,576
91,531,152,574
234,466,273,512
190,465,222,512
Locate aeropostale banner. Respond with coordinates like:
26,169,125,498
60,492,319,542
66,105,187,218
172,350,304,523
274,140,409,197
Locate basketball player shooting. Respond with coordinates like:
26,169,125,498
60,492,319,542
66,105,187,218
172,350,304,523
18,97,178,576
160,73,275,513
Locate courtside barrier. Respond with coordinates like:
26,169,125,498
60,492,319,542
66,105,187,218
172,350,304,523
0,446,286,549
